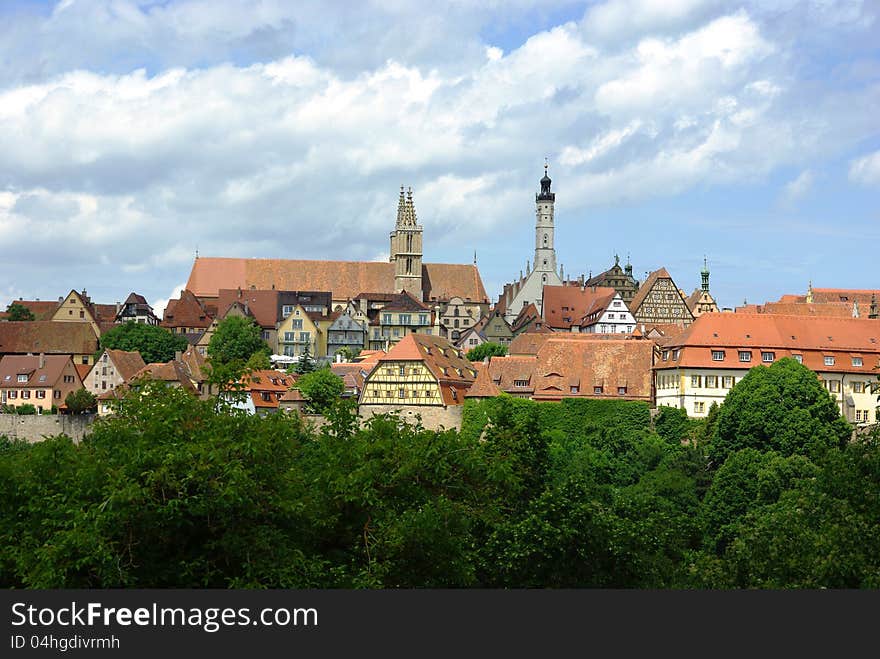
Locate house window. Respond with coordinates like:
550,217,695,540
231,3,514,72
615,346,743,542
513,379,529,387
451,389,458,400
400,314,412,325
79,310,84,318
469,338,478,346
672,350,680,360
855,410,865,422
617,386,627,395
21,390,30,399
570,386,579,394
662,351,669,361
399,366,406,376
261,330,270,341
691,375,702,388
694,401,705,414
36,390,46,399
383,314,392,325
593,386,603,394
824,356,835,366
284,331,295,342
852,357,863,367
8,391,17,399
54,391,60,399
82,356,88,364
762,351,775,363
102,381,107,390
852,382,865,393
419,314,428,325
17,374,27,383
828,380,841,393
711,350,725,361
282,305,294,317
793,354,803,364
299,332,310,343
705,375,717,388
292,319,303,330
739,351,751,362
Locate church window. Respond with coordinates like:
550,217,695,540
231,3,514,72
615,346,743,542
543,234,548,246
543,260,547,267
454,319,459,328
406,258,413,274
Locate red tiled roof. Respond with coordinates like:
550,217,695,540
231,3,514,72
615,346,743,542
0,321,99,355
216,289,280,328
1,300,58,321
542,285,617,330
509,331,633,355
74,363,92,381
0,354,77,388
186,257,489,303
810,288,880,305
105,349,147,381
161,289,213,329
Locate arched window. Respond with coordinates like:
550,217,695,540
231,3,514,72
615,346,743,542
406,257,412,274
454,319,460,328
454,307,459,317
542,274,547,284
406,234,413,252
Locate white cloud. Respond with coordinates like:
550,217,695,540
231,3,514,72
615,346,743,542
781,169,815,206
849,150,880,186
151,282,186,320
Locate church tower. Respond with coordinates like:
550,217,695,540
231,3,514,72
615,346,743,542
534,162,557,278
389,186,424,301
701,256,710,293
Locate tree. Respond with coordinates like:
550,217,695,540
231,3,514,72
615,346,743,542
65,389,96,414
6,302,35,321
207,316,270,366
334,346,360,362
295,367,345,414
292,344,316,374
709,358,851,466
100,321,188,363
466,342,508,362
15,404,37,415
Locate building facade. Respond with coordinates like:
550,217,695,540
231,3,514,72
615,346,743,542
629,268,695,327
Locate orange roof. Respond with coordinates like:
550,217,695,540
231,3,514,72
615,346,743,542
1,300,58,320
240,369,295,393
464,362,503,398
186,257,488,303
657,313,880,372
542,285,617,330
811,288,880,305
0,321,99,355
509,331,635,356
74,363,92,381
629,267,670,312
759,302,854,318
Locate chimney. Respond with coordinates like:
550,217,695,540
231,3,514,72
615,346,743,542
115,301,121,315
39,353,45,369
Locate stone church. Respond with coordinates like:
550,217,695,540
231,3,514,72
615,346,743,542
495,165,564,324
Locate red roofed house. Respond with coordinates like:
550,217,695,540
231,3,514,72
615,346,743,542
228,369,297,415
0,321,99,367
655,313,880,421
84,349,146,397
0,354,83,413
542,284,636,333
467,336,655,403
359,334,478,428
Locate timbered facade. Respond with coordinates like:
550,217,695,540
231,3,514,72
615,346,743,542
629,268,694,327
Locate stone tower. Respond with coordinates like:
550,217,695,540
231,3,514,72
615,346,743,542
389,186,424,301
701,256,710,293
534,161,557,279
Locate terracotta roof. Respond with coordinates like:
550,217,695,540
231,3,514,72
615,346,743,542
629,267,671,312
180,346,209,383
0,354,77,388
105,348,147,381
509,331,630,355
657,313,880,372
757,302,854,318
280,388,305,402
331,363,370,391
464,362,503,398
216,289,280,328
161,289,213,329
186,257,489,303
810,288,880,305
0,321,99,355
124,292,149,306
373,333,477,405
74,363,92,381
242,369,295,393
542,285,618,330
93,304,119,322
511,302,545,333
130,361,198,393
1,300,58,320
474,338,654,401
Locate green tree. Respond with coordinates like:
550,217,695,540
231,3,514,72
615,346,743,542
99,321,188,363
334,346,361,362
466,342,508,362
709,358,851,466
292,344,316,374
207,316,270,366
15,404,37,415
295,367,345,414
6,302,35,321
64,389,96,414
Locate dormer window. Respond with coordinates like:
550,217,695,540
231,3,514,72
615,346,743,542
17,374,28,383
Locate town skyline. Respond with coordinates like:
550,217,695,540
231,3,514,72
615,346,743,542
2,1,878,313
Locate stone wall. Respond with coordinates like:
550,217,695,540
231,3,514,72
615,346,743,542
0,414,95,443
358,404,463,431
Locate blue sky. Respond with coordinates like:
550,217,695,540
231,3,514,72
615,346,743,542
0,0,878,315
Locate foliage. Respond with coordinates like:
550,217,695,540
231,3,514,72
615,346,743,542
291,344,316,374
466,342,508,362
334,346,360,362
64,389,97,414
295,367,345,414
207,316,270,366
6,302,35,321
16,404,37,415
99,321,188,363
709,358,851,466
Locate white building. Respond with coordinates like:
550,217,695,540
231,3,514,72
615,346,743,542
495,164,564,323
542,285,636,334
655,313,880,421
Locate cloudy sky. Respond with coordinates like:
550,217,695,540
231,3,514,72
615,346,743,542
1,0,878,315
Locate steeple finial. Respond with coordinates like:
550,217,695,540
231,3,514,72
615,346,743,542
473,250,477,266
701,256,710,293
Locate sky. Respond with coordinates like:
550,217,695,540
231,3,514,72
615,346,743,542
0,0,878,317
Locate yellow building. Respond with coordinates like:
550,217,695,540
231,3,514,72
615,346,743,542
276,304,321,358
360,334,477,407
